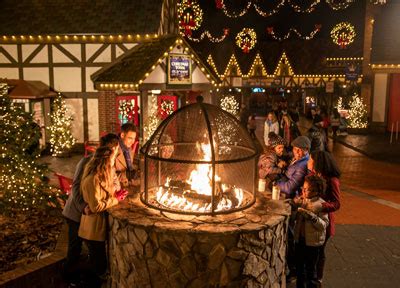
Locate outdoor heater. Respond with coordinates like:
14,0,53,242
140,101,258,215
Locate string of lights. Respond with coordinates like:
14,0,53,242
186,30,228,43
268,26,321,41
220,0,355,18
0,83,58,212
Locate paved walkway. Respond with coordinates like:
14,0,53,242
45,117,400,287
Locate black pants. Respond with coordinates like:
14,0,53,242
85,239,107,277
295,238,320,288
64,218,83,280
317,235,330,281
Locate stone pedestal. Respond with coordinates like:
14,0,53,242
108,192,290,288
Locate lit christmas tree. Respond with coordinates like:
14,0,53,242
220,95,239,118
143,94,160,142
48,93,76,156
0,83,56,213
348,93,368,128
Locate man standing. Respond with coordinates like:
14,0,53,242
116,122,138,187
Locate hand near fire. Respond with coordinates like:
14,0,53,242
115,189,129,201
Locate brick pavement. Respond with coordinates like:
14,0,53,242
45,117,400,288
254,116,400,288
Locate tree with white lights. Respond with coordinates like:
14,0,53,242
48,93,76,156
0,83,56,213
348,94,368,128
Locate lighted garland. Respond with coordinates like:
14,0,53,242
221,0,353,18
236,28,257,53
326,0,354,10
288,0,320,13
186,29,229,43
220,95,239,117
331,22,356,49
267,25,321,41
178,0,203,36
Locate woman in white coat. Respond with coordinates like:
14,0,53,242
264,112,279,146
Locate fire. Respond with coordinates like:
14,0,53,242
155,142,245,213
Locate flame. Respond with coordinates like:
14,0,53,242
155,142,244,213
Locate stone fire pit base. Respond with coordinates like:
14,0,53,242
108,192,290,288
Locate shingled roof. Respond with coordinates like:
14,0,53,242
91,35,220,86
0,0,163,35
371,1,400,64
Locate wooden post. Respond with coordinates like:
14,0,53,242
390,122,394,144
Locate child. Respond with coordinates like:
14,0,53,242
293,175,329,288
258,132,287,183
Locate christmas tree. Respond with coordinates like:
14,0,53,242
0,83,55,213
48,93,76,156
220,95,239,118
143,94,160,142
348,93,368,128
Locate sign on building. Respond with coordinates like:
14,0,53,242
168,54,192,85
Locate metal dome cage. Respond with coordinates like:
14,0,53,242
140,102,258,215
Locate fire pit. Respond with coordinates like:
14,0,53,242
106,102,290,287
140,102,258,215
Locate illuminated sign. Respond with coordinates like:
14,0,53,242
168,54,192,85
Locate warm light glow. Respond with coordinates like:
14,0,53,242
155,142,244,213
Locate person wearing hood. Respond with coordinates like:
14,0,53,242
258,132,287,183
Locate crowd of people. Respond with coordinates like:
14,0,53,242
257,106,342,288
61,102,342,287
62,123,139,287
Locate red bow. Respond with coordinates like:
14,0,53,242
215,0,223,9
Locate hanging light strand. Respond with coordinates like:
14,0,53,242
186,30,228,43
220,0,355,18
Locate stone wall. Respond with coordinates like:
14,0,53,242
108,193,290,287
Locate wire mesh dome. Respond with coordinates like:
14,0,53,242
140,102,259,215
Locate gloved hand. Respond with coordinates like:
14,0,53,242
115,189,128,201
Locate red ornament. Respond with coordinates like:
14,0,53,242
215,0,223,9
223,28,230,36
266,27,274,35
315,24,322,31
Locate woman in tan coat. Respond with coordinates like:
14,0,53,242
78,145,127,284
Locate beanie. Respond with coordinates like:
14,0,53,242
268,132,286,147
291,136,311,150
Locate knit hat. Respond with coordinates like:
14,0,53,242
291,136,311,150
268,132,286,147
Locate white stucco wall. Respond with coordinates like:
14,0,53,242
54,67,81,92
65,98,84,143
23,67,50,85
372,73,388,122
87,98,99,141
